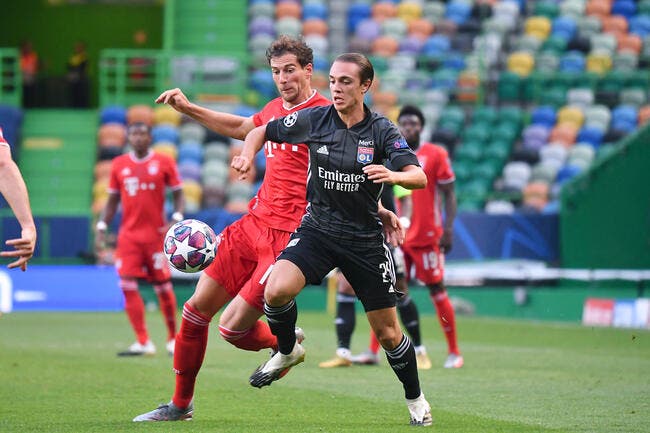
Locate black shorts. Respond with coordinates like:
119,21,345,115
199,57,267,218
278,225,397,312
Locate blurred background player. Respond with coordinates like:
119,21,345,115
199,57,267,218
0,128,37,270
319,182,431,370
133,36,330,422
95,122,185,357
397,105,462,369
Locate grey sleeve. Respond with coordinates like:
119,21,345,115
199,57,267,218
265,109,312,145
381,121,420,170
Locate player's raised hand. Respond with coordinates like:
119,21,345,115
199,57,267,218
231,155,252,180
0,226,36,271
363,164,396,184
155,88,191,113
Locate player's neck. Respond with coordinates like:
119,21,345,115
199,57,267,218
282,89,315,110
337,105,366,129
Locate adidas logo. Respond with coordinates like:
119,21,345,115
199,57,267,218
317,145,329,155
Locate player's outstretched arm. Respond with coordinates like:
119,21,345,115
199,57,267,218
0,146,36,271
156,88,256,140
232,125,267,180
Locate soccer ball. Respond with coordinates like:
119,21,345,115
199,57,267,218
164,219,218,273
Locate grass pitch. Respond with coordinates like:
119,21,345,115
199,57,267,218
1,310,648,433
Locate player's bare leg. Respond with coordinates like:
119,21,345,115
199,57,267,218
366,307,432,426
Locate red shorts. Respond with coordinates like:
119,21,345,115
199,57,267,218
402,242,445,285
115,235,171,283
203,214,292,311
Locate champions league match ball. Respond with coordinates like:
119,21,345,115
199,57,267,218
164,219,218,273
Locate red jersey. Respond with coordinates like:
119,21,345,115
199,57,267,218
251,91,330,231
405,143,455,247
108,150,182,243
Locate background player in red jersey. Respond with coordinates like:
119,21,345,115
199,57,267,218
133,36,331,422
397,105,462,369
95,122,185,357
0,128,37,270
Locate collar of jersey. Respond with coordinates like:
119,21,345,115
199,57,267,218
332,104,372,130
282,89,317,111
128,149,154,163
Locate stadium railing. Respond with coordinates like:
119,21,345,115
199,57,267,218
0,48,22,107
98,49,249,107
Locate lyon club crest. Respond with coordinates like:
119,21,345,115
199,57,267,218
357,146,374,164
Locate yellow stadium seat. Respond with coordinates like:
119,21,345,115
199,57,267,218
557,106,585,128
507,52,535,76
153,105,181,126
152,141,178,160
525,16,552,40
586,52,613,74
397,1,422,23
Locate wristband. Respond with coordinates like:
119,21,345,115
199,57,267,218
399,216,411,230
171,212,184,222
96,220,108,231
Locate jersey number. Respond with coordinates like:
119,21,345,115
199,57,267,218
421,251,438,270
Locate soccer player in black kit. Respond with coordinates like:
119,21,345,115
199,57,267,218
232,53,433,426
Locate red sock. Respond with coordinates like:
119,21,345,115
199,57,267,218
369,330,380,354
172,303,211,409
121,279,148,344
154,281,178,341
431,291,460,355
219,320,277,351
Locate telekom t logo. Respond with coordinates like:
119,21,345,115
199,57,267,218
124,177,139,196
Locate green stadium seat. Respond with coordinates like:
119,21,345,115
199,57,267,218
497,72,522,103
534,1,560,18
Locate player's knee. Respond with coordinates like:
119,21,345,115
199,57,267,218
264,275,298,306
428,282,446,296
375,326,402,350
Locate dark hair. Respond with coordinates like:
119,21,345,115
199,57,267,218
398,105,425,127
127,122,151,133
334,52,374,86
266,35,314,67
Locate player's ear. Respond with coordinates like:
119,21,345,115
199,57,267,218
361,78,372,94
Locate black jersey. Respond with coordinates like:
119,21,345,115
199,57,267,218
265,104,419,242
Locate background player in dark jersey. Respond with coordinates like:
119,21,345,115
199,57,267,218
397,105,462,369
319,183,431,370
234,53,433,426
96,123,185,357
0,128,36,270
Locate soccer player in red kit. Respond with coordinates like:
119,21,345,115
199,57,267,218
96,122,185,357
397,105,462,369
133,36,331,422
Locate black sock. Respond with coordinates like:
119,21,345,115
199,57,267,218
264,299,298,355
397,295,422,347
385,334,421,399
335,294,357,350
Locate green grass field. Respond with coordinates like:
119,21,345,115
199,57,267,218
1,310,648,433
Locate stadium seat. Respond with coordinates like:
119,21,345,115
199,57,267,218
576,15,602,38
549,124,578,146
152,125,179,144
559,51,586,72
126,105,154,126
557,106,585,128
178,161,202,183
97,123,126,147
100,106,127,125
576,126,605,148
275,17,302,37
525,16,552,40
616,33,642,54
371,35,399,57
507,52,535,76
552,16,578,41
503,161,532,190
619,88,646,107
601,15,628,36
276,1,302,19
534,1,559,19
611,0,637,19
523,181,550,211
585,0,611,18
303,18,329,37
586,52,613,73
372,1,398,22
179,122,207,144
638,105,650,125
530,161,559,184
177,141,204,165
152,142,178,160
560,0,586,19
567,88,595,108
153,105,181,126
303,1,328,20
408,18,434,40
522,124,550,151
